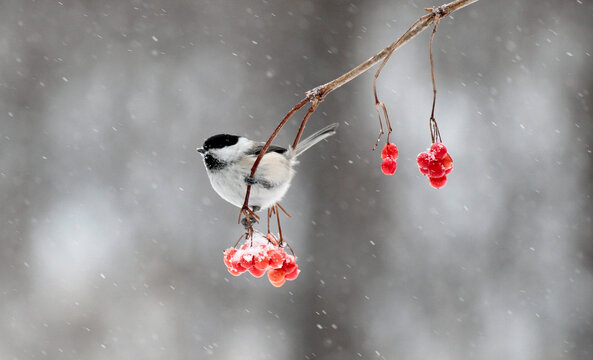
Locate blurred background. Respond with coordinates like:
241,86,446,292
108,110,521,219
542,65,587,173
1,0,592,359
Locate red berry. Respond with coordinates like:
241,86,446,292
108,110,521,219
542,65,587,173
381,157,397,175
419,146,452,186
268,268,286,287
270,277,286,287
428,160,446,178
230,256,247,273
240,253,254,270
381,143,399,160
249,266,266,278
429,175,447,189
227,267,242,276
441,153,453,170
254,253,270,270
285,266,300,281
430,142,448,160
223,248,237,268
268,249,286,269
416,151,432,170
282,256,297,275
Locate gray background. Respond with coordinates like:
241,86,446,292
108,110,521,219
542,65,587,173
1,0,592,359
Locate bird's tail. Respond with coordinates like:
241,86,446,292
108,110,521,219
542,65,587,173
293,123,339,157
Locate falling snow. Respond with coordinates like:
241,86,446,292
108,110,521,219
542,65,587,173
0,1,592,359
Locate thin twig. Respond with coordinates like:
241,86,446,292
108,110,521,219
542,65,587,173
239,0,479,220
240,96,309,217
373,101,392,150
429,21,440,122
233,232,246,248
371,16,426,149
292,97,322,149
275,204,284,245
428,19,443,144
275,202,291,218
313,0,478,97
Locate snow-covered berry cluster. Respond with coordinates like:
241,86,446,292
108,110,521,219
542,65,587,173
380,143,399,175
223,232,300,287
416,142,453,188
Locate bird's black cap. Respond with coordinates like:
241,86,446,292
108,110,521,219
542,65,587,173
202,134,240,151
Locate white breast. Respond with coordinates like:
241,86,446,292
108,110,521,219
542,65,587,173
207,152,296,210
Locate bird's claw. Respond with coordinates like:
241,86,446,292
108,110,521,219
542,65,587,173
239,206,260,230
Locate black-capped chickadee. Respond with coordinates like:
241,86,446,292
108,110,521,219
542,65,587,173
197,123,338,212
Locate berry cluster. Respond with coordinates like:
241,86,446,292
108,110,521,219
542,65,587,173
380,143,399,175
416,142,453,188
223,232,300,287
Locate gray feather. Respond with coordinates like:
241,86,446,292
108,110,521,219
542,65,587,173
294,123,339,157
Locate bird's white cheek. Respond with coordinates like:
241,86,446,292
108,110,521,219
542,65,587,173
210,138,251,163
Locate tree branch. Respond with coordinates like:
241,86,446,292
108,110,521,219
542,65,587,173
313,0,478,98
239,0,479,222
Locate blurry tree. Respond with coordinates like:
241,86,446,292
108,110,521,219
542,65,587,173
0,0,592,359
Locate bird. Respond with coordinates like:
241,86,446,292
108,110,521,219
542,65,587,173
197,123,339,217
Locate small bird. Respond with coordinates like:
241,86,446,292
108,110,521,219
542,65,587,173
197,123,338,214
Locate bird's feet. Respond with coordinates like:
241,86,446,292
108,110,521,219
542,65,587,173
239,205,260,232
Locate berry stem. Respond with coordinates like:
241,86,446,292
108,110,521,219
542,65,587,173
275,204,284,246
429,21,439,123
233,232,247,249
292,95,322,149
428,20,443,144
373,100,393,151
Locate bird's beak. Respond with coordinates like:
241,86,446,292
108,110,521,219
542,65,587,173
197,147,205,155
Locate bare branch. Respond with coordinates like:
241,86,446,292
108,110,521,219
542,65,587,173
292,96,322,149
312,0,479,98
239,0,479,223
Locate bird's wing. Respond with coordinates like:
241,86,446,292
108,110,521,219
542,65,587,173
248,144,287,156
